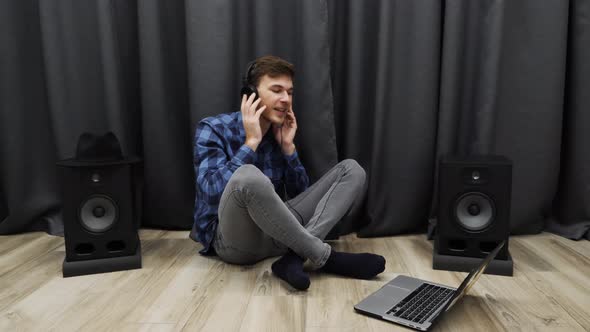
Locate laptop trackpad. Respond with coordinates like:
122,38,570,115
355,285,412,316
380,285,412,300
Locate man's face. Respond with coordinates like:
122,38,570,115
256,74,293,126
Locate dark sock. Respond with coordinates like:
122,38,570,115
319,251,386,279
271,250,310,291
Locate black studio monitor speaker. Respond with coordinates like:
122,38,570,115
434,155,513,276
57,132,142,277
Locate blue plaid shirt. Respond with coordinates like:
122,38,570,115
191,111,309,255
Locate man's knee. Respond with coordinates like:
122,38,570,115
340,159,366,186
229,164,271,192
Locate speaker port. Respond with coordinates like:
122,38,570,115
107,240,126,252
75,243,95,255
480,241,499,253
448,239,466,251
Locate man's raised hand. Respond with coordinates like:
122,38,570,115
241,93,266,151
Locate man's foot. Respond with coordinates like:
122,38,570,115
271,250,310,291
319,251,386,279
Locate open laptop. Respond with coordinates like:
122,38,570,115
354,241,505,331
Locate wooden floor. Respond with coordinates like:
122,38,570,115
0,230,589,332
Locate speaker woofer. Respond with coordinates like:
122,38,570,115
79,195,118,233
454,192,495,232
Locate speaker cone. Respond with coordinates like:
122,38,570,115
454,192,494,231
79,195,118,233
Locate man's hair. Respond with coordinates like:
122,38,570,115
250,55,294,87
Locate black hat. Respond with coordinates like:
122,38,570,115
57,132,140,167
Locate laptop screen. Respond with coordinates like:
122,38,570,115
443,241,505,312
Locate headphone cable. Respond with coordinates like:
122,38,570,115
279,126,305,224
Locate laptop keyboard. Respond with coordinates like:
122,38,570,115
387,283,454,325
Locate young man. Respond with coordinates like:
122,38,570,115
190,55,385,290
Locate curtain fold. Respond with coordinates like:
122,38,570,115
329,0,443,236
548,0,590,240
137,0,193,228
0,0,60,234
492,0,569,234
1,0,588,241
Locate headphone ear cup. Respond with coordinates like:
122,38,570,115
240,85,258,98
240,86,252,98
241,60,258,98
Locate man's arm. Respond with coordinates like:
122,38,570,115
194,122,256,201
284,150,309,198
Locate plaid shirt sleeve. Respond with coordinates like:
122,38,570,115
194,122,256,203
283,151,309,198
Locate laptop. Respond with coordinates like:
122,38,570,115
354,241,505,331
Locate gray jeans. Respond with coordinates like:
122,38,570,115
212,159,366,268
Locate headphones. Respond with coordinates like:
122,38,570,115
240,60,258,98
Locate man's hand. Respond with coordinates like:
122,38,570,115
273,106,297,155
241,93,266,151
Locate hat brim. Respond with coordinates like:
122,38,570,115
56,155,141,167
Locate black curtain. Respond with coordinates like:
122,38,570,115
1,0,588,240
329,0,589,240
549,0,590,240
329,0,443,236
0,0,337,234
